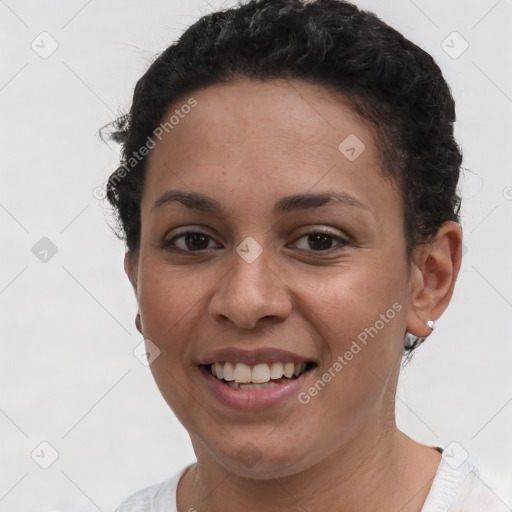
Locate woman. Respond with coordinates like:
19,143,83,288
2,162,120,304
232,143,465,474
103,0,504,510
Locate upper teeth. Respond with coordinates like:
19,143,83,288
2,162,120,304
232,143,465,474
211,361,307,384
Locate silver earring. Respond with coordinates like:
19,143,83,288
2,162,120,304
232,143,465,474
404,320,435,349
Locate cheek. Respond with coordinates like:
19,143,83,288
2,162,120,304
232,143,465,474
137,264,209,418
299,263,406,337
138,263,209,335
293,265,407,401
291,274,406,437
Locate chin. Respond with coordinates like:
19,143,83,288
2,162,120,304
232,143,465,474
206,438,318,480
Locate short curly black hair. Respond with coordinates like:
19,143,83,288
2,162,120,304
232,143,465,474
102,0,462,352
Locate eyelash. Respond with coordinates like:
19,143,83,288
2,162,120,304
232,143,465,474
163,229,350,253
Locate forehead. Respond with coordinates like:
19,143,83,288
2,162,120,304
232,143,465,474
151,78,376,159
141,78,400,220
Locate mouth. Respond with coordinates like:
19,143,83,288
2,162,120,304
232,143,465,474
200,361,318,390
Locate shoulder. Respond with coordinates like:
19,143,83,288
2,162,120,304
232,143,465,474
422,453,511,512
115,466,190,512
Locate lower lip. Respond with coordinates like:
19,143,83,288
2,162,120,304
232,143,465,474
199,366,313,410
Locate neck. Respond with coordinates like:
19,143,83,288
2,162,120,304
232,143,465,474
178,425,441,512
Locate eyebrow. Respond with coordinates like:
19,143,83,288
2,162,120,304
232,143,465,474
152,189,369,214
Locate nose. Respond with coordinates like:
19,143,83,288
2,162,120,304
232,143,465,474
208,250,293,329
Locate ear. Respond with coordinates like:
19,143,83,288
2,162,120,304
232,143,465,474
406,221,463,337
124,251,138,295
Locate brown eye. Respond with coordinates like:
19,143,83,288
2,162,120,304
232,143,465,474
165,232,219,252
294,230,349,252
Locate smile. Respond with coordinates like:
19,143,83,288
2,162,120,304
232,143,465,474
199,360,317,404
206,361,315,390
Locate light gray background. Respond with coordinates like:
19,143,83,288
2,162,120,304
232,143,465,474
1,0,511,510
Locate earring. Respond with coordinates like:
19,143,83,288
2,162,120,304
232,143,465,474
135,313,142,334
404,320,435,349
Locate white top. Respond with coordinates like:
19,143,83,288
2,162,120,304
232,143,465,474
115,454,509,512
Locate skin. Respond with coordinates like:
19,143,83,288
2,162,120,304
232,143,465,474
124,78,462,512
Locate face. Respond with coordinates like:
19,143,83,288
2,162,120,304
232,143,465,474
129,79,414,478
